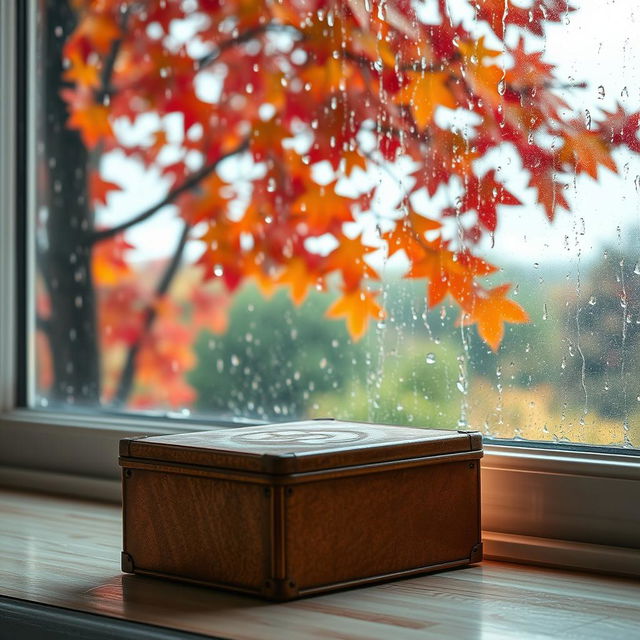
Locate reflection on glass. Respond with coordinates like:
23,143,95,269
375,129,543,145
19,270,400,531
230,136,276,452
34,1,640,448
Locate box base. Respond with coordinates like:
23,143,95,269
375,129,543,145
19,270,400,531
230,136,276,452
122,543,483,601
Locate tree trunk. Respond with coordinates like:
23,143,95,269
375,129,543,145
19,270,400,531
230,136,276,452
40,0,100,405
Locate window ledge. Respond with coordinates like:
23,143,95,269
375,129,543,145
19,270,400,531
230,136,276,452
2,407,640,576
2,488,640,639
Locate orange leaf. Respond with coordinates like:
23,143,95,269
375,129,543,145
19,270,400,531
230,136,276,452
76,13,121,54
324,234,378,290
181,173,232,225
325,289,384,341
92,234,134,286
277,257,319,306
63,51,101,88
558,128,617,179
63,89,113,149
291,183,354,233
458,284,529,351
393,71,457,129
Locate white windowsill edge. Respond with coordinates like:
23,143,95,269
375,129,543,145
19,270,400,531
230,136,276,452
483,532,640,578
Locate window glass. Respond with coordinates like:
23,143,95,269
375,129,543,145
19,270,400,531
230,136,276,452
34,1,640,448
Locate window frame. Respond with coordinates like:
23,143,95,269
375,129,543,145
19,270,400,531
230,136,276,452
1,0,639,576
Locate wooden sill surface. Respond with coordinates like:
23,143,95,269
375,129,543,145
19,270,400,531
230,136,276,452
1,488,639,639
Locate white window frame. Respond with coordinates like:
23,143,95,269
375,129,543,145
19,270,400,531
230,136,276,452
1,0,639,577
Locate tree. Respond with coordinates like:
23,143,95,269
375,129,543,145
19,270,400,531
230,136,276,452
37,0,640,409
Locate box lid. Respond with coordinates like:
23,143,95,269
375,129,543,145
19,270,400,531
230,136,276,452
120,420,482,475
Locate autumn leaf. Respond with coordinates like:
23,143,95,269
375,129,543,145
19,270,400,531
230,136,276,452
324,233,379,290
393,71,457,129
458,284,530,351
529,171,569,221
407,241,497,308
180,173,233,225
90,172,121,206
63,89,113,149
92,234,134,286
326,289,384,341
291,183,354,234
63,51,101,88
459,171,521,232
558,127,617,179
75,13,121,54
276,256,321,306
598,105,640,153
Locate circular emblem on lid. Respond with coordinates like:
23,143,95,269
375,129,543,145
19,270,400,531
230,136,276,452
230,428,367,446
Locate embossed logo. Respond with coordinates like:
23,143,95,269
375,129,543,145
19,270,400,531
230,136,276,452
230,428,366,446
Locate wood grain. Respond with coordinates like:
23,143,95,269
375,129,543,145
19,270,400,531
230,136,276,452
1,489,639,639
120,422,482,599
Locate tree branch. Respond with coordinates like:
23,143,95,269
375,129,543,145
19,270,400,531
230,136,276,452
197,23,302,70
111,221,192,407
89,138,249,244
96,7,129,102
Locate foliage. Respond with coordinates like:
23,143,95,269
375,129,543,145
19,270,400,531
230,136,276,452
189,285,364,420
37,0,640,408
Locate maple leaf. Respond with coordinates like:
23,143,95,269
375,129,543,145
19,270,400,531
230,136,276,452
75,13,121,54
458,284,530,351
558,126,617,179
460,171,521,232
407,241,497,308
90,172,121,206
324,233,378,290
598,105,640,153
63,51,101,88
457,37,504,109
506,38,555,91
291,182,354,234
393,71,457,129
476,0,573,38
326,289,384,341
62,89,113,149
180,173,233,225
528,171,569,221
276,256,320,306
92,234,134,286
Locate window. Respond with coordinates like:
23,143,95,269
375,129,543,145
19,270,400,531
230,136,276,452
2,0,639,574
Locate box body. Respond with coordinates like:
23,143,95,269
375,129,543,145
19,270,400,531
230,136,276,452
120,420,482,601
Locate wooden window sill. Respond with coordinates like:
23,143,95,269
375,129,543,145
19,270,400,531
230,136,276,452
1,488,639,639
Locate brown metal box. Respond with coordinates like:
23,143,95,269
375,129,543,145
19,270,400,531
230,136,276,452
119,420,483,601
